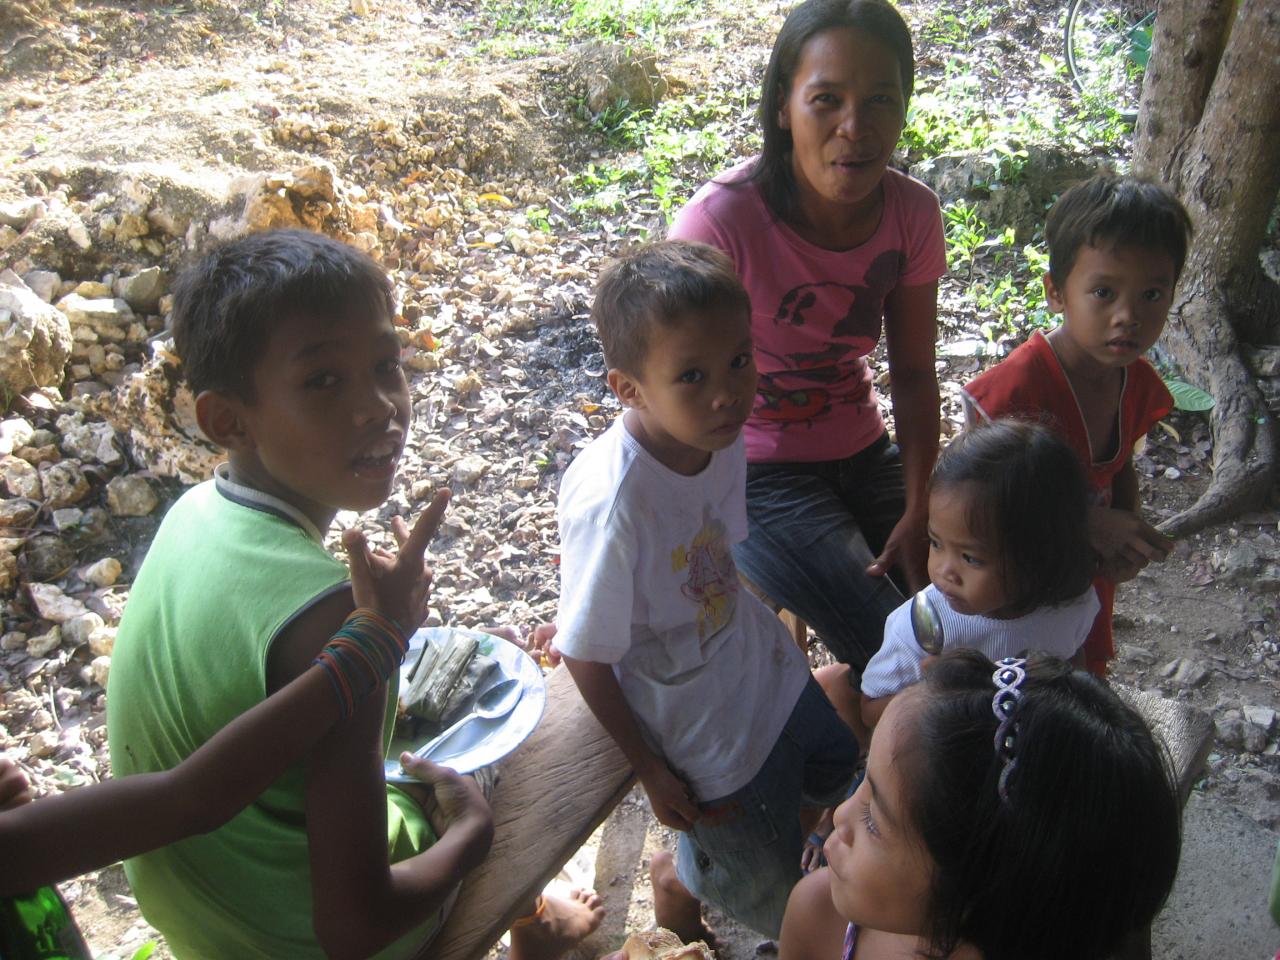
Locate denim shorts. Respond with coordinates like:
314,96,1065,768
675,677,859,938
732,432,907,672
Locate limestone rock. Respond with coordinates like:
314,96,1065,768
0,455,42,499
27,728,60,757
23,534,75,580
38,459,90,508
106,474,159,516
57,417,121,465
90,655,112,687
452,455,489,486
62,612,105,647
0,498,38,527
1244,704,1276,734
570,43,670,113
28,583,91,623
26,626,62,658
0,551,16,592
1,630,27,651
0,418,34,455
98,352,223,482
21,271,60,304
0,269,73,395
1161,657,1210,688
113,267,168,314
56,293,134,341
80,556,122,587
0,199,46,229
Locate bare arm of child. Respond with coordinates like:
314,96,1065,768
869,281,941,593
562,655,701,831
266,495,493,959
1090,455,1172,583
0,494,452,899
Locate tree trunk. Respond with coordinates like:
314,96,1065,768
1133,0,1280,536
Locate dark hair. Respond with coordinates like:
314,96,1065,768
930,420,1095,616
1046,175,1193,286
171,229,395,399
898,650,1181,960
749,0,915,222
591,240,751,376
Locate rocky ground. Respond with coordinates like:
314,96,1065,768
0,1,1277,958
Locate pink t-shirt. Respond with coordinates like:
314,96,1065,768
669,160,946,463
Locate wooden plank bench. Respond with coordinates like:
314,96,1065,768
432,666,634,960
432,672,1213,960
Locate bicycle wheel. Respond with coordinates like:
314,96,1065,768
1064,0,1153,122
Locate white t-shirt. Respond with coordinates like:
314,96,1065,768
556,418,810,801
860,583,1100,699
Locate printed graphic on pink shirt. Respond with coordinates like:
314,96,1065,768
671,510,738,645
753,249,905,432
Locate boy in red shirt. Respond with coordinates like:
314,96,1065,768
963,176,1191,676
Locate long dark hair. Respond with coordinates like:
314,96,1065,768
930,419,1096,616
900,650,1181,960
748,0,915,223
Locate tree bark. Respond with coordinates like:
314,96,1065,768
1132,0,1280,536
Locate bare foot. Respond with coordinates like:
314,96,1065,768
508,889,605,960
650,852,715,947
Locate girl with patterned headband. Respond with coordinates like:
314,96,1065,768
781,650,1181,960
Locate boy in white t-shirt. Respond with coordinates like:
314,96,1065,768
556,241,859,941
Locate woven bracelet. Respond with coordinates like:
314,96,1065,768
313,609,409,719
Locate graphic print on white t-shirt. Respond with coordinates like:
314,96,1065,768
672,507,739,646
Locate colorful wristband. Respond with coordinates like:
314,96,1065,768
313,609,410,720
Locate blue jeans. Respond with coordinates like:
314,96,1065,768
675,677,859,938
732,433,906,672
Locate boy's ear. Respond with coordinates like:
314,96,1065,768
1043,273,1065,314
195,389,255,452
606,368,645,410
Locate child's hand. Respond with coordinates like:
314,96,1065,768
867,511,930,593
396,753,493,838
343,490,450,632
0,758,33,811
1088,506,1172,576
525,622,562,669
637,759,700,832
801,807,834,873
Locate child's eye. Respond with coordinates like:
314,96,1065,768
860,799,880,837
1142,288,1166,302
811,92,837,106
730,352,753,370
679,369,704,384
305,372,339,390
377,356,403,376
962,553,983,567
1090,286,1114,300
926,534,940,550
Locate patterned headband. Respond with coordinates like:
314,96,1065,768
991,657,1027,804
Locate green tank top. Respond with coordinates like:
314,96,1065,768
107,480,436,959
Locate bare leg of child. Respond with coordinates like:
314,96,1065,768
650,852,714,946
508,890,606,960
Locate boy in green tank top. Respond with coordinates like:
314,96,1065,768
104,230,602,959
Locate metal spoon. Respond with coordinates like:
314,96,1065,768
385,677,524,783
910,589,945,656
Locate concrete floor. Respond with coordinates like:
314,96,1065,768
1154,792,1277,959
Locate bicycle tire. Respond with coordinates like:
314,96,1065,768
1063,0,1151,122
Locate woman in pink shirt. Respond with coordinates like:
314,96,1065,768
669,0,945,671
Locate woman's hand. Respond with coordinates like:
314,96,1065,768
343,489,450,632
866,510,929,593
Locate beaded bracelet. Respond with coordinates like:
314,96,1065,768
313,609,410,720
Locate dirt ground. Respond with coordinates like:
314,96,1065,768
1,1,1277,958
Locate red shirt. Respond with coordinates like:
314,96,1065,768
962,330,1173,672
